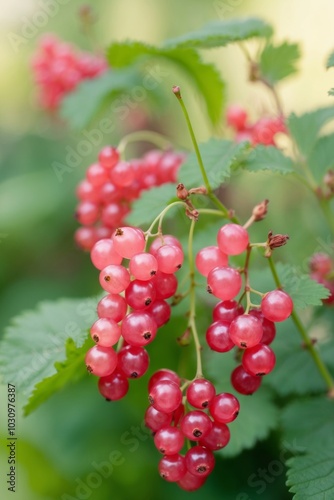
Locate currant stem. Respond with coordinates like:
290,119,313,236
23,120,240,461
118,130,173,155
187,218,203,379
268,256,334,395
144,201,186,249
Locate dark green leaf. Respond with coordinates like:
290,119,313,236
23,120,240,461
281,398,334,450
242,145,295,175
286,448,334,499
107,41,225,124
259,42,300,85
0,298,97,412
327,51,334,69
163,17,273,49
178,138,249,189
287,107,334,157
126,183,178,227
60,68,142,129
309,134,334,181
24,336,93,416
206,349,279,457
275,262,330,309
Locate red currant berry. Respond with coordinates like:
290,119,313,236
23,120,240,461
231,364,262,395
99,265,130,294
217,223,249,255
121,312,157,347
212,300,244,323
209,393,240,423
186,379,216,409
97,294,127,323
85,345,118,377
149,380,182,413
159,454,186,482
249,309,276,345
261,290,293,322
148,369,180,392
195,246,228,277
98,146,119,169
177,470,206,491
112,227,145,259
154,426,184,455
207,266,242,300
129,252,158,280
242,343,276,376
206,321,235,352
90,238,122,270
181,410,213,440
117,345,149,378
90,318,121,347
125,279,157,309
199,421,230,451
144,406,173,432
98,371,129,400
185,445,215,478
228,314,263,349
226,105,248,131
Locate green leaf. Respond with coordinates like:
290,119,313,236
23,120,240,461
163,17,273,49
24,336,93,416
126,183,178,227
107,41,225,124
0,297,97,413
287,107,334,157
327,51,334,68
259,42,300,85
286,448,334,499
309,134,334,181
206,349,279,457
328,88,334,96
274,262,330,309
178,138,249,189
281,397,334,450
60,67,142,129
242,145,295,175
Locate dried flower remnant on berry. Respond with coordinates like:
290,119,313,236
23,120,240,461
265,231,289,257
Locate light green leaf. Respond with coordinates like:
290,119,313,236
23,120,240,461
206,349,279,457
178,138,249,189
60,67,142,129
328,88,334,96
281,398,334,450
126,183,178,227
24,336,93,416
274,262,330,309
163,17,273,49
288,107,334,157
309,134,334,181
327,51,334,69
286,448,334,499
242,145,295,175
107,41,225,124
0,298,97,412
259,42,300,85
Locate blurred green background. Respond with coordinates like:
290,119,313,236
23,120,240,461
0,1,333,499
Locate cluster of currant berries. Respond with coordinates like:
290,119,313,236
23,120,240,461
309,252,334,305
226,105,287,146
75,146,184,251
196,223,293,394
31,35,107,110
85,227,184,401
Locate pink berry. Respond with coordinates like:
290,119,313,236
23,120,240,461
117,345,149,378
97,294,127,322
209,393,240,423
156,245,184,273
149,235,182,256
185,445,215,478
98,146,119,169
98,371,129,400
242,344,276,376
125,279,156,309
207,267,242,301
217,223,249,255
151,272,178,299
213,300,244,323
199,421,230,451
121,312,157,347
206,321,235,352
249,309,276,344
226,105,248,131
90,318,121,346
159,454,186,482
154,426,184,455
195,246,228,277
231,364,262,395
148,369,180,392
110,161,135,187
75,201,99,226
177,470,206,491
86,162,109,186
146,299,171,327
144,406,173,432
85,345,118,377
99,265,130,294
149,380,182,413
261,290,293,322
186,379,216,409
228,314,263,349
181,410,213,440
90,238,122,270
112,227,145,259
129,252,158,280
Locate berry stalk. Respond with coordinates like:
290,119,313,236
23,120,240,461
268,256,334,396
117,130,173,156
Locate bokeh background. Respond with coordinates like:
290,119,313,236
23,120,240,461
0,1,333,499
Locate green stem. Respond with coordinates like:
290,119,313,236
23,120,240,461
268,256,334,395
144,201,185,247
118,130,172,156
187,218,203,378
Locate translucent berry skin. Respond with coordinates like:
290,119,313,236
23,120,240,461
185,445,215,478
156,245,184,273
249,309,276,345
90,318,121,347
146,299,171,327
177,470,207,491
228,314,263,349
125,279,157,310
110,161,134,187
226,105,248,131
154,426,185,455
159,454,186,482
86,162,109,186
261,290,293,322
75,201,99,226
206,321,235,353
148,369,180,392
209,393,240,423
129,253,158,280
231,365,262,395
121,312,157,347
144,406,173,432
97,294,127,322
309,252,333,276
151,272,178,299
149,380,182,413
90,238,122,270
181,411,213,440
98,146,119,169
199,421,230,451
117,345,149,378
186,379,216,409
99,265,130,294
85,345,118,377
217,224,249,255
195,246,228,277
149,235,182,256
242,344,276,376
212,300,244,323
98,371,129,400
112,227,146,259
207,267,242,301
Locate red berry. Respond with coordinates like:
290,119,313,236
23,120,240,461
242,344,276,376
186,379,216,409
231,365,262,395
209,393,240,423
217,223,249,256
261,290,293,322
98,371,129,400
228,314,263,349
185,445,215,478
149,380,182,414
